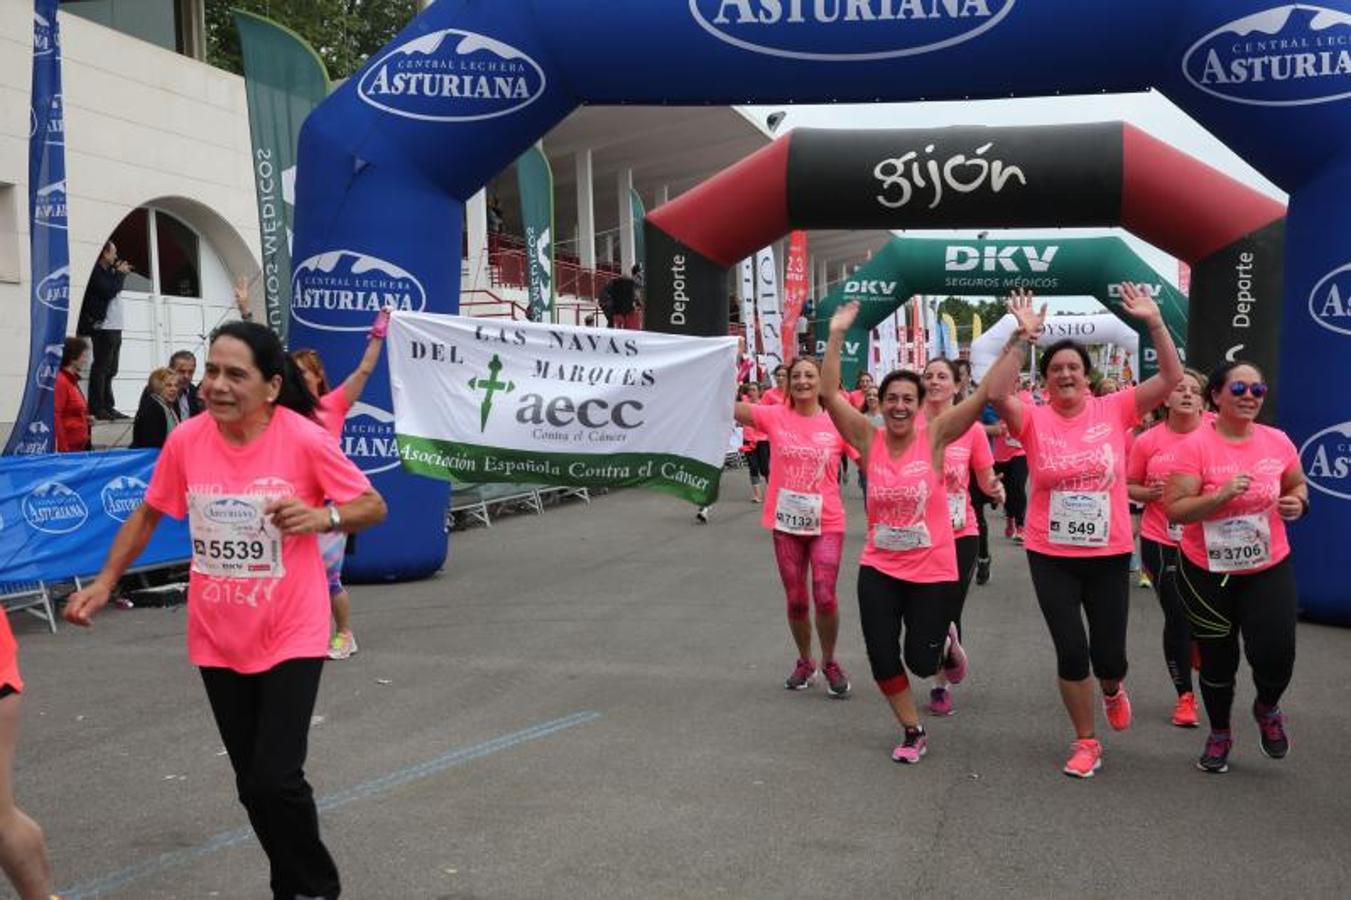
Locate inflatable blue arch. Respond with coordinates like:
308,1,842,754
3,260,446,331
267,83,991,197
292,1,1351,623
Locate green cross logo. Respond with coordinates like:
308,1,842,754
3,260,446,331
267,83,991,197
467,354,515,432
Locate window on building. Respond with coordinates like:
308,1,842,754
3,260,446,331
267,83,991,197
156,212,200,297
60,0,200,57
106,207,152,292
0,183,18,284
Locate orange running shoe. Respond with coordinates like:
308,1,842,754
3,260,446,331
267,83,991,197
1103,684,1133,731
1172,691,1199,728
1063,738,1102,778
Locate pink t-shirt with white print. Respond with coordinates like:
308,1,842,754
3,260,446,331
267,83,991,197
1172,422,1299,574
1018,388,1141,557
751,403,848,534
316,388,352,443
1127,422,1197,546
144,407,372,673
860,429,957,583
922,418,995,539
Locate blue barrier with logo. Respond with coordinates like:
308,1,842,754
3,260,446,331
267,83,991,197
293,1,1351,621
0,450,189,584
5,0,70,456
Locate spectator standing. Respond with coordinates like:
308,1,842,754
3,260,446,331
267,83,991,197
54,335,91,452
77,240,132,420
169,350,204,420
603,268,642,330
131,367,182,449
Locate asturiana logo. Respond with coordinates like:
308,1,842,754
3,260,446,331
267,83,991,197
1301,421,1351,499
203,498,259,525
357,29,546,122
36,265,70,311
342,402,402,475
23,481,88,534
32,180,67,229
13,422,51,456
1307,261,1351,335
689,0,1017,61
33,11,55,57
101,476,147,523
291,251,426,332
1183,5,1351,106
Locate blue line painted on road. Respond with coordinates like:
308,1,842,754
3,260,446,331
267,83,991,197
59,710,602,899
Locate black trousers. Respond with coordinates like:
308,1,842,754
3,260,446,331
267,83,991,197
88,328,122,414
857,564,953,687
994,455,1028,526
1177,555,1297,731
200,658,340,900
969,483,991,560
744,442,770,483
1139,537,1194,696
1026,550,1131,682
949,534,980,638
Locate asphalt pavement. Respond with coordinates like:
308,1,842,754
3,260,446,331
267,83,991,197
11,473,1351,899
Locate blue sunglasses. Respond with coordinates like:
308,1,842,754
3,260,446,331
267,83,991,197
1229,381,1268,398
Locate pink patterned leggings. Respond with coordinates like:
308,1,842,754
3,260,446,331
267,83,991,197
772,530,845,621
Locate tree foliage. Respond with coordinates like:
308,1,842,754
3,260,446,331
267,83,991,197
936,296,1006,339
206,0,419,80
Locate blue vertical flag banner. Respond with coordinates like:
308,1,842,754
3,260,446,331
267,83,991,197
5,0,70,456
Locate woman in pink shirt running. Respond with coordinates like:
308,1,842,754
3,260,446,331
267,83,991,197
1163,361,1308,775
66,320,387,899
1127,368,1206,729
735,357,853,697
822,295,1037,764
291,307,391,661
919,358,1005,718
991,283,1184,779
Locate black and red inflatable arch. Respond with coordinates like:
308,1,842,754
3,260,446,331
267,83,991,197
644,122,1286,387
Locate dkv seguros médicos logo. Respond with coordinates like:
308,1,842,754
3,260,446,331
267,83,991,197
1183,5,1351,106
689,0,1017,61
291,251,426,333
357,29,547,122
342,402,402,476
1301,421,1351,500
23,481,88,534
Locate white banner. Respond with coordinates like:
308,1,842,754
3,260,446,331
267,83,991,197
873,309,900,381
389,313,737,505
755,247,783,375
738,258,756,381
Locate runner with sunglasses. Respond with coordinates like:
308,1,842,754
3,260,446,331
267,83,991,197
992,283,1184,779
1163,362,1308,774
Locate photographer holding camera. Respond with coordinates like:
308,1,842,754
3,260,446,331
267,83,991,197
76,240,134,420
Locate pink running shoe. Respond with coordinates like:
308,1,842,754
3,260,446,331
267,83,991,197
942,623,968,685
1103,685,1133,731
1063,738,1103,778
929,686,954,716
892,728,928,764
821,660,851,698
784,658,816,691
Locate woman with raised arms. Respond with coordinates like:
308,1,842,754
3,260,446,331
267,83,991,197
820,291,1040,764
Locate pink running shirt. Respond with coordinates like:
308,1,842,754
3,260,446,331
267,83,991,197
1172,422,1299,574
315,388,352,443
144,407,372,673
860,429,958,583
1017,388,1141,557
992,389,1032,463
760,388,786,407
1127,422,1198,546
751,403,848,534
943,422,995,539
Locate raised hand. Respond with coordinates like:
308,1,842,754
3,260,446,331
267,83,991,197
1006,288,1047,341
1117,282,1162,327
370,305,392,340
233,275,250,312
829,300,860,336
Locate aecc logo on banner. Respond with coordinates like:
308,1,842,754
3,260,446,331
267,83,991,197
1183,5,1351,106
357,29,546,122
690,0,1017,61
291,250,426,333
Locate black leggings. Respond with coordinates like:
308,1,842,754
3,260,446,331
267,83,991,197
857,565,953,695
969,483,991,560
994,455,1028,526
744,442,770,484
201,658,340,900
949,535,980,639
1177,555,1297,731
1139,537,1194,696
1026,551,1131,682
